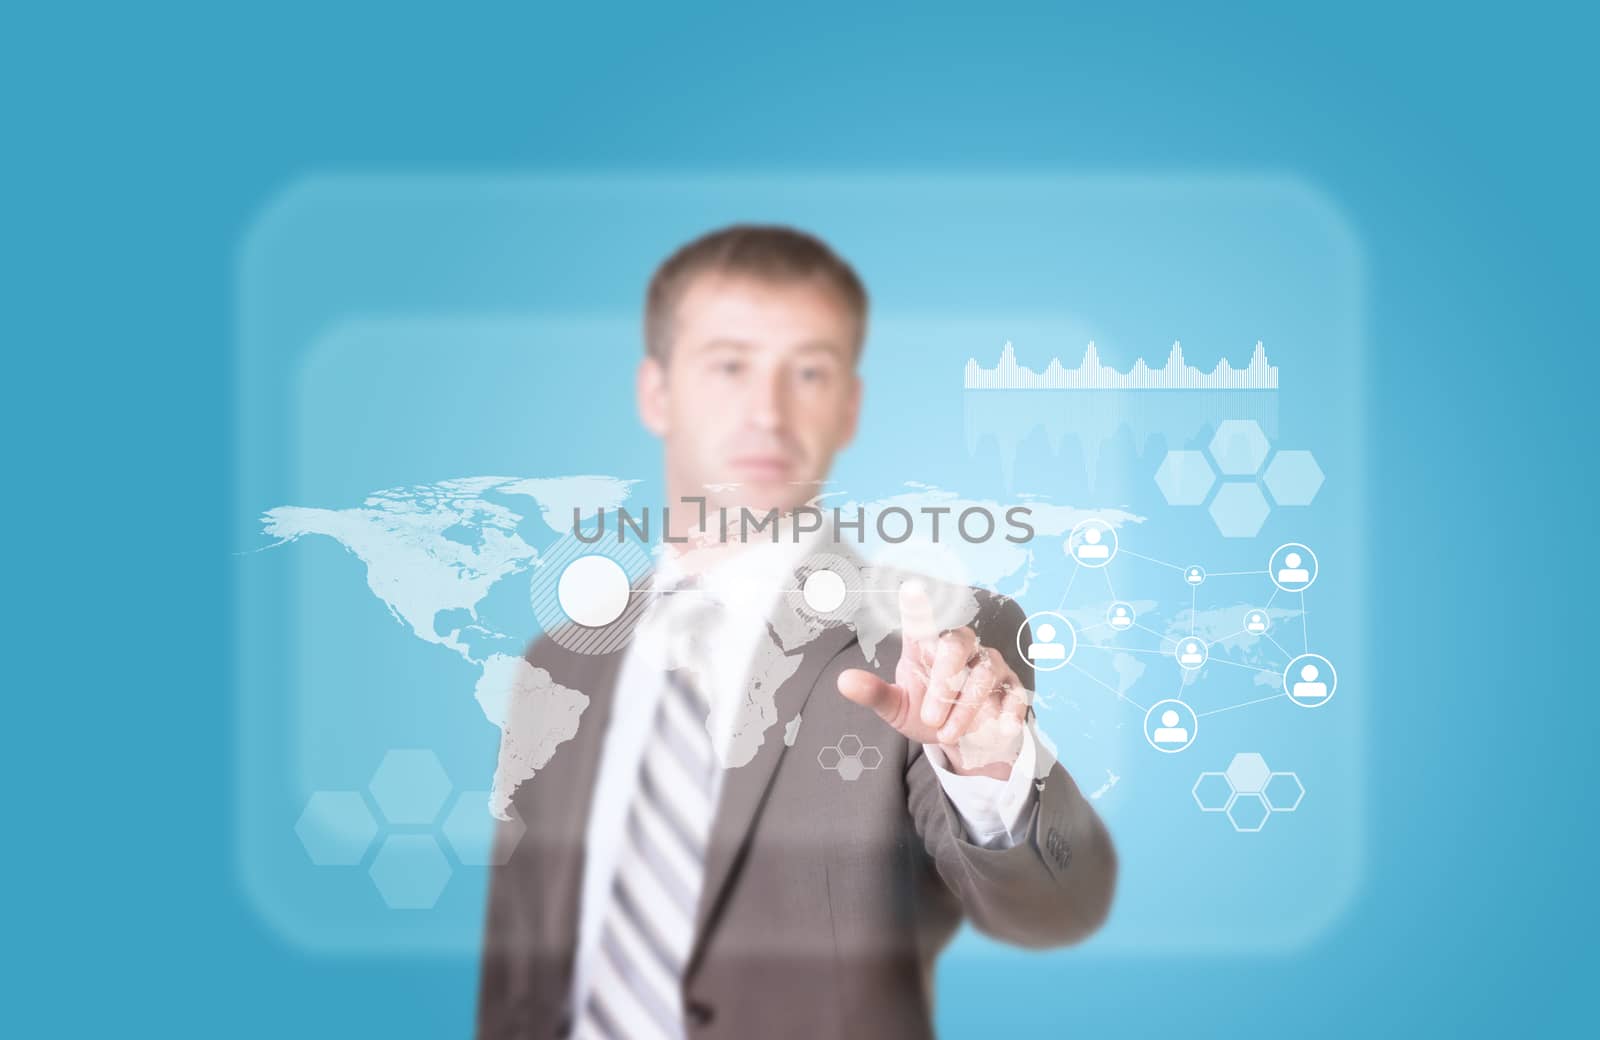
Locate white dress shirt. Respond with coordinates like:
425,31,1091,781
569,533,1042,1011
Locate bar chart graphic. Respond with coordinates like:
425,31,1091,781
962,341,1281,489
964,341,1279,391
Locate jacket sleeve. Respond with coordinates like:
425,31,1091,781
475,635,572,1040
905,592,1118,947
473,736,550,1036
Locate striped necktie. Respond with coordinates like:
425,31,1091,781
577,584,721,1040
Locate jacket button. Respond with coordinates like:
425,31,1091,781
1045,828,1070,866
686,999,716,1026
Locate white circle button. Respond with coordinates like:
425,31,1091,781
557,555,631,627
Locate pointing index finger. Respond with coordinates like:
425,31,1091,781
898,579,939,645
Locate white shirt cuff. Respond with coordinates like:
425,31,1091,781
922,724,1040,850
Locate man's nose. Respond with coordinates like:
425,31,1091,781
743,365,789,432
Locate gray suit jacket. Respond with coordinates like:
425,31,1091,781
476,565,1117,1039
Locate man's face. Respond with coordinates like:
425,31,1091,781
637,272,862,520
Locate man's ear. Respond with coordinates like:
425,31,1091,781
637,356,670,437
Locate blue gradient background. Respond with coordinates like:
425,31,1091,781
7,3,1591,1037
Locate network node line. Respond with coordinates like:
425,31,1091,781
1055,561,1081,612
1102,567,1117,601
1204,658,1281,676
1300,592,1309,653
1207,570,1269,577
1067,660,1148,713
1190,585,1197,635
1196,693,1289,718
1265,587,1280,610
1079,644,1170,659
1120,549,1183,571
1265,632,1291,659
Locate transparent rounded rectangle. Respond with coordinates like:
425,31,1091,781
234,173,1365,956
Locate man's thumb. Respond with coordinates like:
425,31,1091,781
836,668,904,721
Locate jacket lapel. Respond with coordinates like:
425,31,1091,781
688,614,859,974
527,567,656,992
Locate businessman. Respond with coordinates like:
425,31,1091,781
477,225,1117,1039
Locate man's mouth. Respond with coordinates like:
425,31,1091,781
727,455,796,480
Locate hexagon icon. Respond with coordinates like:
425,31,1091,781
858,746,883,770
1226,792,1271,832
1263,450,1325,506
837,734,864,759
1192,772,1234,812
1225,753,1272,794
1208,482,1271,538
442,791,526,867
1264,772,1306,812
1209,419,1271,476
835,756,865,782
818,746,842,771
294,791,379,866
1154,450,1216,506
368,835,453,910
368,749,453,825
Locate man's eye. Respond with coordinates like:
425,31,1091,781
798,367,829,384
715,360,744,376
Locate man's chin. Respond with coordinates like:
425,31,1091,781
706,481,823,519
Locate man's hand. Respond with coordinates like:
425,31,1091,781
836,581,1030,779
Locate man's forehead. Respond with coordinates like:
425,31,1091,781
675,274,854,345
